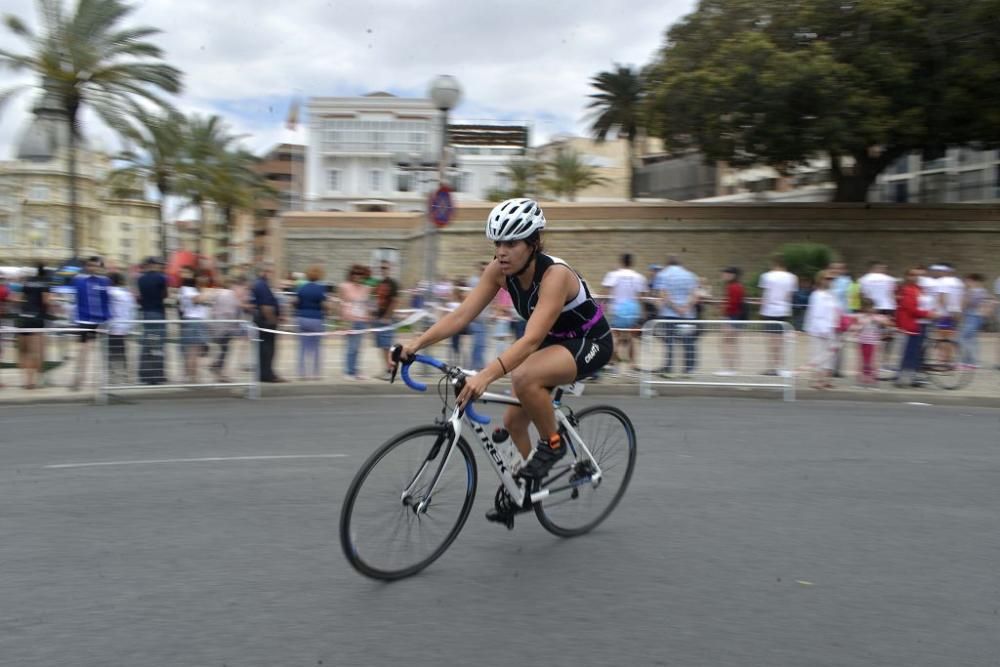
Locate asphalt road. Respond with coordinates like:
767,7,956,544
1,395,998,667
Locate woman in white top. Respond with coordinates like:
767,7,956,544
107,272,136,385
804,271,842,389
179,272,212,383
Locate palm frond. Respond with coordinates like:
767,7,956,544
3,14,35,39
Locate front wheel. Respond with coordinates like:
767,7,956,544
340,425,477,580
534,405,637,537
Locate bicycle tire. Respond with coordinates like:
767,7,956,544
340,424,477,581
534,405,637,538
925,339,974,390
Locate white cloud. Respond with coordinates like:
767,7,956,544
0,0,695,158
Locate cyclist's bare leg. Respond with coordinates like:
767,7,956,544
503,345,577,459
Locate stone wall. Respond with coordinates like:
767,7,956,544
279,203,1000,289
279,212,426,286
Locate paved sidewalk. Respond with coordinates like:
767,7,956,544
1,331,999,407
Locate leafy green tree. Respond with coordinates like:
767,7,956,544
541,149,608,201
0,0,182,255
588,64,644,200
775,242,835,282
645,0,1000,201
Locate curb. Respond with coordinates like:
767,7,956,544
2,380,999,409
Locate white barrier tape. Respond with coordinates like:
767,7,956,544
0,327,96,334
253,309,432,336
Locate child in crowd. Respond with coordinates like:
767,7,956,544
849,298,892,388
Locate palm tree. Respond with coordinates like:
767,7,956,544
207,148,274,270
541,149,608,202
175,114,240,256
504,158,546,198
588,64,644,200
109,110,185,257
0,0,182,257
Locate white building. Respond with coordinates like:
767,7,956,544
304,92,528,212
873,148,1000,204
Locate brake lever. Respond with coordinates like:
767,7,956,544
389,344,402,384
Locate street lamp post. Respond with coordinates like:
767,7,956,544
425,75,462,288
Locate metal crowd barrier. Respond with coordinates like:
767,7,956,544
97,319,258,404
257,309,432,382
0,324,101,394
638,319,797,401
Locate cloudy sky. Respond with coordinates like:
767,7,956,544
0,0,697,159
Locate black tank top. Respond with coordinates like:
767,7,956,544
505,253,611,340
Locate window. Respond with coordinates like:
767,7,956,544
892,181,908,203
121,222,132,233
0,218,11,244
453,172,473,193
269,172,293,182
30,184,49,200
370,170,382,192
397,172,413,193
121,238,132,249
494,172,511,190
63,223,72,249
30,217,47,248
327,169,341,191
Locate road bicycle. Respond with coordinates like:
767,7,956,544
918,331,975,390
339,349,637,581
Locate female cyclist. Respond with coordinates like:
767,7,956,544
400,198,613,482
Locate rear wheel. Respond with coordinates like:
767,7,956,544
340,425,477,580
924,338,973,390
533,405,637,537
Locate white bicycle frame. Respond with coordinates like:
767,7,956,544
411,381,604,513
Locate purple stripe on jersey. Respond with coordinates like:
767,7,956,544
548,304,605,339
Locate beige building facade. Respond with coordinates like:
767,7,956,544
0,89,162,270
534,135,664,202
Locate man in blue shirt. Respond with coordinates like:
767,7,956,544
137,257,169,384
70,256,111,391
251,263,286,383
653,256,700,377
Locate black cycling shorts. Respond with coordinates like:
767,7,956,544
541,333,614,381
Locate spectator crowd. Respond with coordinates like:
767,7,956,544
1,253,999,393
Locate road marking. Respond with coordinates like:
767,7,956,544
44,454,348,469
906,402,933,407
796,580,815,586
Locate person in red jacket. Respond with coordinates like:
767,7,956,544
716,267,746,375
895,268,931,387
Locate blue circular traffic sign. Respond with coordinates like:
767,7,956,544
429,185,454,228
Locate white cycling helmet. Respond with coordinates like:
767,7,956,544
485,198,546,242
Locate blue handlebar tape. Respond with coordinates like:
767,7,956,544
463,402,491,425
